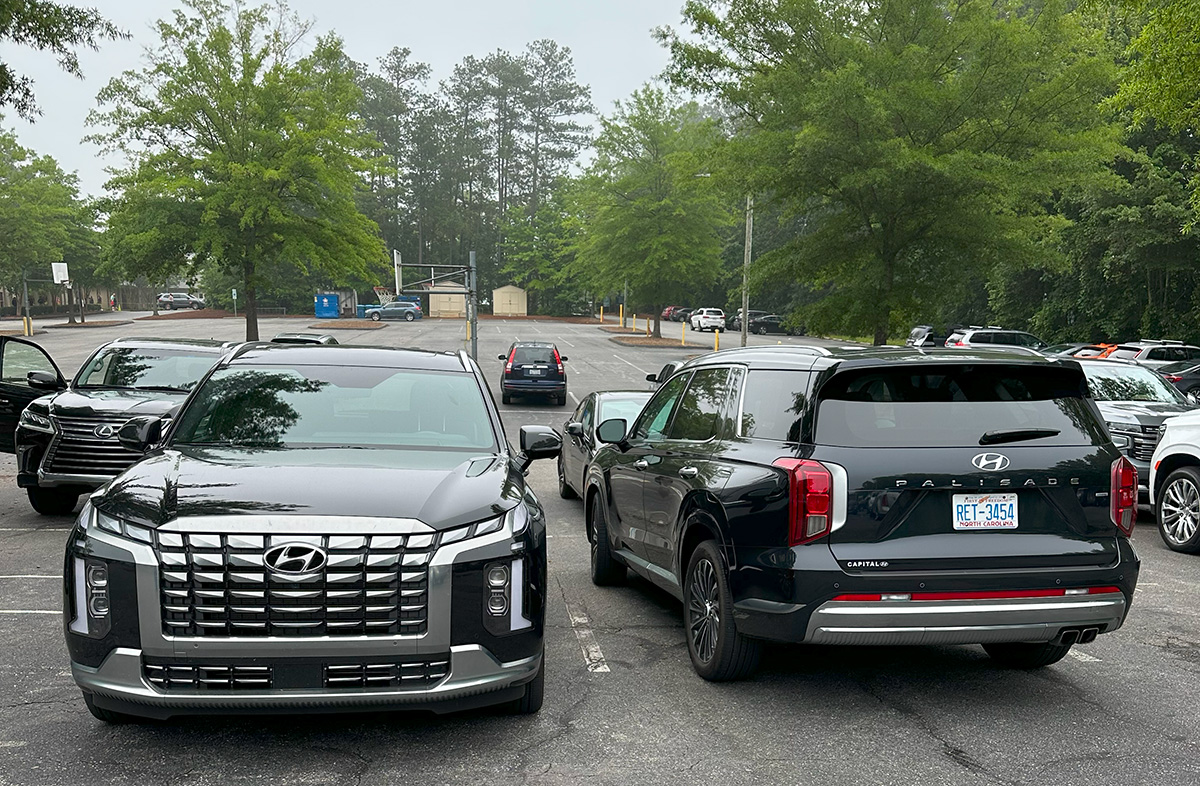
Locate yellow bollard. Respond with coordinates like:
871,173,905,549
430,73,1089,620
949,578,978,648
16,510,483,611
715,329,720,351
681,321,687,346
632,313,637,333
599,305,604,324
619,303,624,327
466,320,471,341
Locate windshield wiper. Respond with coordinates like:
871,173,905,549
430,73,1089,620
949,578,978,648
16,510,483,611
979,428,1061,446
132,385,190,392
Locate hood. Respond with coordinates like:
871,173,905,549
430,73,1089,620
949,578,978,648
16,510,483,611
96,446,522,530
1096,399,1195,426
49,388,188,419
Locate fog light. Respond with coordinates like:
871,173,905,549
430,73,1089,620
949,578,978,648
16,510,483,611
88,594,110,615
486,564,509,588
86,564,108,588
487,593,509,615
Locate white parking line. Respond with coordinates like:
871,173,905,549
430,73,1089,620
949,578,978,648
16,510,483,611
0,575,58,579
569,391,579,404
612,354,650,375
0,610,59,615
564,602,610,673
559,338,575,347
0,528,69,532
1069,649,1101,663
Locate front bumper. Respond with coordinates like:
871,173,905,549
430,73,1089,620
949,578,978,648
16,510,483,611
76,645,540,718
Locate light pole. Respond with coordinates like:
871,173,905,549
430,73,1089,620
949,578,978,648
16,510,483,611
741,194,753,348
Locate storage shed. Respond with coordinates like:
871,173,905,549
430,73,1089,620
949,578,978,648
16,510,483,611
425,281,467,319
492,285,528,317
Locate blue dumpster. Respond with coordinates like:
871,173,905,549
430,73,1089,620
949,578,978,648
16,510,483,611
356,304,368,319
314,293,339,319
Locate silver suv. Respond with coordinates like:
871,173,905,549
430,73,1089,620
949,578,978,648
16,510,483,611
945,327,1047,351
1107,340,1200,369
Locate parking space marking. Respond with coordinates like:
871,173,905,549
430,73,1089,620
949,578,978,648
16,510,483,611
569,391,579,404
612,354,650,375
0,575,59,579
0,610,59,615
559,338,575,347
1069,650,1101,663
0,528,69,532
562,599,610,673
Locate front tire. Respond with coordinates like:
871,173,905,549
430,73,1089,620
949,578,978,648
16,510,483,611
191,302,201,310
983,641,1072,669
683,540,761,681
1157,467,1200,553
27,487,79,516
757,326,768,335
558,455,577,499
589,493,625,586
505,655,544,714
83,693,139,724
370,312,381,322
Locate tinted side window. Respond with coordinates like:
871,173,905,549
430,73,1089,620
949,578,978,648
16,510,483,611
740,369,811,442
633,373,689,441
971,332,993,344
668,368,732,442
1187,348,1200,360
1148,348,1168,360
2,340,56,384
581,398,595,434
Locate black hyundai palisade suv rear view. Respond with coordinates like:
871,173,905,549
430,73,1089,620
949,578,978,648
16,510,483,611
584,346,1139,680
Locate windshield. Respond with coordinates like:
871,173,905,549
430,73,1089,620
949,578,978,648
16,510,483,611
75,347,218,390
598,395,652,426
1083,363,1187,404
171,364,496,451
814,365,1106,448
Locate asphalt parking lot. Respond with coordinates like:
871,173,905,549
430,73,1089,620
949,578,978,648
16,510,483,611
2,316,1199,785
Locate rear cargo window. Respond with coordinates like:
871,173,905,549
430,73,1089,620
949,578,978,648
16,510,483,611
740,370,811,442
1109,346,1141,359
513,346,555,365
814,365,1106,448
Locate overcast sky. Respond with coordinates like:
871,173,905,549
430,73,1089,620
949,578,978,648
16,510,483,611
6,0,685,196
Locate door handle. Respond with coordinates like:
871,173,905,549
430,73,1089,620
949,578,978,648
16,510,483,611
679,466,699,478
633,459,649,470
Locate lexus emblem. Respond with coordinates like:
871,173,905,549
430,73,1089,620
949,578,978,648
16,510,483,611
972,452,1011,472
263,543,327,575
93,424,116,439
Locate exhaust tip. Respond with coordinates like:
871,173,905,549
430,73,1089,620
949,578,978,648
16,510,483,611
1079,627,1099,644
1059,629,1081,646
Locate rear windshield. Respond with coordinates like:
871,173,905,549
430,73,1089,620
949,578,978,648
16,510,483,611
75,347,218,391
1108,346,1142,359
513,346,555,365
814,365,1105,448
172,365,496,451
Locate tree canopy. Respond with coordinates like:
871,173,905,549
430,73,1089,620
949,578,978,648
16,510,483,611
90,0,384,339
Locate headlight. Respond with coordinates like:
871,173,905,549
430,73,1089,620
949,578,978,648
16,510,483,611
80,503,152,544
18,409,54,434
1105,421,1139,434
438,502,530,545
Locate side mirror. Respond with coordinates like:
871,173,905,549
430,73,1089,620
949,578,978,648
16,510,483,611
596,418,628,445
117,415,165,454
27,371,65,391
498,354,507,361
645,373,658,383
560,356,568,362
517,425,561,472
565,422,584,438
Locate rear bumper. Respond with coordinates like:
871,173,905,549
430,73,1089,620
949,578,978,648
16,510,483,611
502,381,566,393
801,593,1127,646
75,645,540,718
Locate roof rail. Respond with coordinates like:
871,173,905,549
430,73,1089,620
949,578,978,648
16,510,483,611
457,349,473,370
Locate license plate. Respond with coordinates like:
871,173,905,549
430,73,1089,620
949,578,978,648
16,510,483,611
526,368,544,376
952,493,1018,530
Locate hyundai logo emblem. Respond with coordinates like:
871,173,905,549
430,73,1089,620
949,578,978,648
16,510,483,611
971,452,1011,472
93,424,116,439
263,543,328,575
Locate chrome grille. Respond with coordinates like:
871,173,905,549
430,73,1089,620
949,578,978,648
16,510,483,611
144,662,271,690
156,532,436,637
46,414,142,476
323,657,450,690
1111,423,1161,463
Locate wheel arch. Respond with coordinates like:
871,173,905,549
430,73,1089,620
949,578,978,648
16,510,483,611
1154,452,1200,503
675,492,730,581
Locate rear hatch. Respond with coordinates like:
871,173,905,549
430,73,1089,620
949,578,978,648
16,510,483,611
509,345,563,384
814,362,1122,572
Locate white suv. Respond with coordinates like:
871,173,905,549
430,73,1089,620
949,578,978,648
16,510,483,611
1150,412,1200,553
689,308,726,332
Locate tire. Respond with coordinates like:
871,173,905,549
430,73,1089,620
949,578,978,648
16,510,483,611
164,302,173,310
191,302,201,310
1156,467,1200,553
556,394,567,407
983,641,1073,669
27,487,79,516
502,392,512,405
83,693,138,724
370,312,381,322
405,312,415,322
757,326,768,335
558,455,577,499
589,492,625,586
505,655,544,714
684,540,761,680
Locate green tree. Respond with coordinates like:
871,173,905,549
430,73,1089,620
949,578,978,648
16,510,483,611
0,0,126,119
90,0,384,340
574,87,730,337
662,0,1122,343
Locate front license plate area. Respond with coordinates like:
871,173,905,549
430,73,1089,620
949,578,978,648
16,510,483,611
952,493,1018,530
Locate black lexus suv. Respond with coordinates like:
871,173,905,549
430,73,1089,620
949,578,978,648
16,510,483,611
584,346,1139,680
2,337,234,515
64,343,560,721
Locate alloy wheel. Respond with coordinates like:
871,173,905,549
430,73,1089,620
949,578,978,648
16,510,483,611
1161,477,1200,546
688,557,720,664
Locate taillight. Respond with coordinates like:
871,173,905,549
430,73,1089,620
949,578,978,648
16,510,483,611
773,458,832,546
552,348,564,374
1110,456,1137,535
1163,375,1181,383
505,349,515,374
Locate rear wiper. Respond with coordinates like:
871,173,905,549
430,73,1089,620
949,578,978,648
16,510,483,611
979,428,1061,445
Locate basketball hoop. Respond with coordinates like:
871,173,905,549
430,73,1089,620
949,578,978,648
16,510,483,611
372,286,396,305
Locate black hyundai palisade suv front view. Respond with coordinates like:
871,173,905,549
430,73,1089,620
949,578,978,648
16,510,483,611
64,344,561,721
585,346,1139,679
